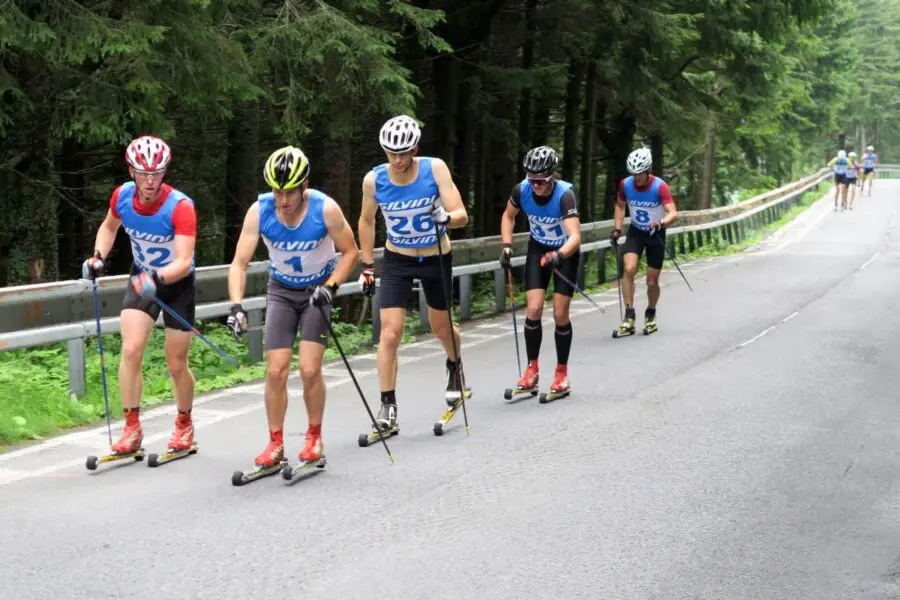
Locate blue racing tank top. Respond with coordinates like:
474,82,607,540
517,179,573,248
621,176,666,233
116,182,195,273
258,189,336,288
374,157,445,249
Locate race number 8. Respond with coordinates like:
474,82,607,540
634,209,650,224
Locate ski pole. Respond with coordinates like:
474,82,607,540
652,229,693,292
434,221,470,435
152,295,241,367
318,305,394,463
614,241,624,322
90,279,114,447
506,268,522,377
540,256,606,313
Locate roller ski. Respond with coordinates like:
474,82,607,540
434,358,471,436
503,360,540,401
539,364,570,404
149,412,198,467
86,416,145,471
642,308,658,336
282,426,327,483
358,402,399,447
231,431,287,486
612,308,636,338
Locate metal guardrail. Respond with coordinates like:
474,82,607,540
0,165,867,396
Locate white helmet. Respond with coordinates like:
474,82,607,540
849,151,857,158
379,115,421,153
125,135,172,171
626,147,653,174
837,150,846,158
867,145,874,152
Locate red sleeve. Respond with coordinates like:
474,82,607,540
171,200,197,236
109,186,123,219
658,181,674,205
617,180,626,204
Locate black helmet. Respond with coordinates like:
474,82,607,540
523,146,558,174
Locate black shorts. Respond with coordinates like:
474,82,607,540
864,167,874,176
847,176,857,185
834,173,847,185
524,238,579,297
379,248,452,310
122,264,196,331
622,225,666,270
264,279,331,350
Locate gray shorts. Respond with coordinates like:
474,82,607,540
265,279,331,350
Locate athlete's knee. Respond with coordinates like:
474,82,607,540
623,260,638,278
121,338,147,366
430,313,452,340
266,359,290,388
298,359,322,385
166,353,190,380
379,323,403,351
646,271,660,287
552,304,570,325
526,303,544,321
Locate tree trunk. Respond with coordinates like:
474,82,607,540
602,109,636,220
579,60,597,222
224,101,259,262
516,0,538,175
57,137,86,280
699,115,717,209
561,58,583,182
649,131,663,180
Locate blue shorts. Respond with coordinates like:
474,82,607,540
864,167,874,176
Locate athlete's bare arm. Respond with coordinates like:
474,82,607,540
93,209,122,259
660,201,678,227
358,171,378,265
500,199,519,245
323,197,360,286
432,158,468,229
228,201,261,305
614,193,627,231
558,213,582,259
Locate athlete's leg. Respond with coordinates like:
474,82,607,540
112,307,155,453
421,250,469,400
295,299,329,461
515,241,551,389
157,276,197,450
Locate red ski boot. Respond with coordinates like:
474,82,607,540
255,430,285,468
167,411,195,451
299,424,324,463
111,408,143,454
540,364,570,404
516,360,539,391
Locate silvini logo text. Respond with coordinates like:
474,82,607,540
393,235,437,246
125,228,174,243
270,239,322,251
627,199,661,208
381,196,436,211
529,215,562,224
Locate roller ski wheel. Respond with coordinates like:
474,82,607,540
358,424,399,448
503,386,539,401
231,460,287,487
85,448,145,471
148,443,198,468
539,390,570,404
281,456,327,483
434,389,472,436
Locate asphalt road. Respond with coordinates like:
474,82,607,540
3,183,900,599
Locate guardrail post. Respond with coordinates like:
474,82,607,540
688,231,695,252
576,252,586,289
597,248,607,284
678,232,686,255
418,283,428,329
725,224,734,245
666,236,676,259
696,230,703,249
248,308,263,363
371,286,381,345
67,338,86,397
494,269,505,313
459,274,472,321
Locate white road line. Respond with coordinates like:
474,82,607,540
735,325,775,349
781,311,800,324
859,251,881,271
752,201,831,257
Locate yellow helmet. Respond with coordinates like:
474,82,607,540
264,146,310,190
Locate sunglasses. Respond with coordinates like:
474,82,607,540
527,175,553,185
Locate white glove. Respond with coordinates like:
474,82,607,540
431,203,450,226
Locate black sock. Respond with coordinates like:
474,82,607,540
645,307,656,320
555,322,573,365
381,390,396,405
524,318,542,361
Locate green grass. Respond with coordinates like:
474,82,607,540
0,185,825,448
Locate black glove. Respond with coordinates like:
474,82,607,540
358,263,375,297
311,281,338,308
541,251,561,268
499,244,512,270
609,228,622,246
226,303,247,340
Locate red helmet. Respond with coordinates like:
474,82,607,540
125,136,172,171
